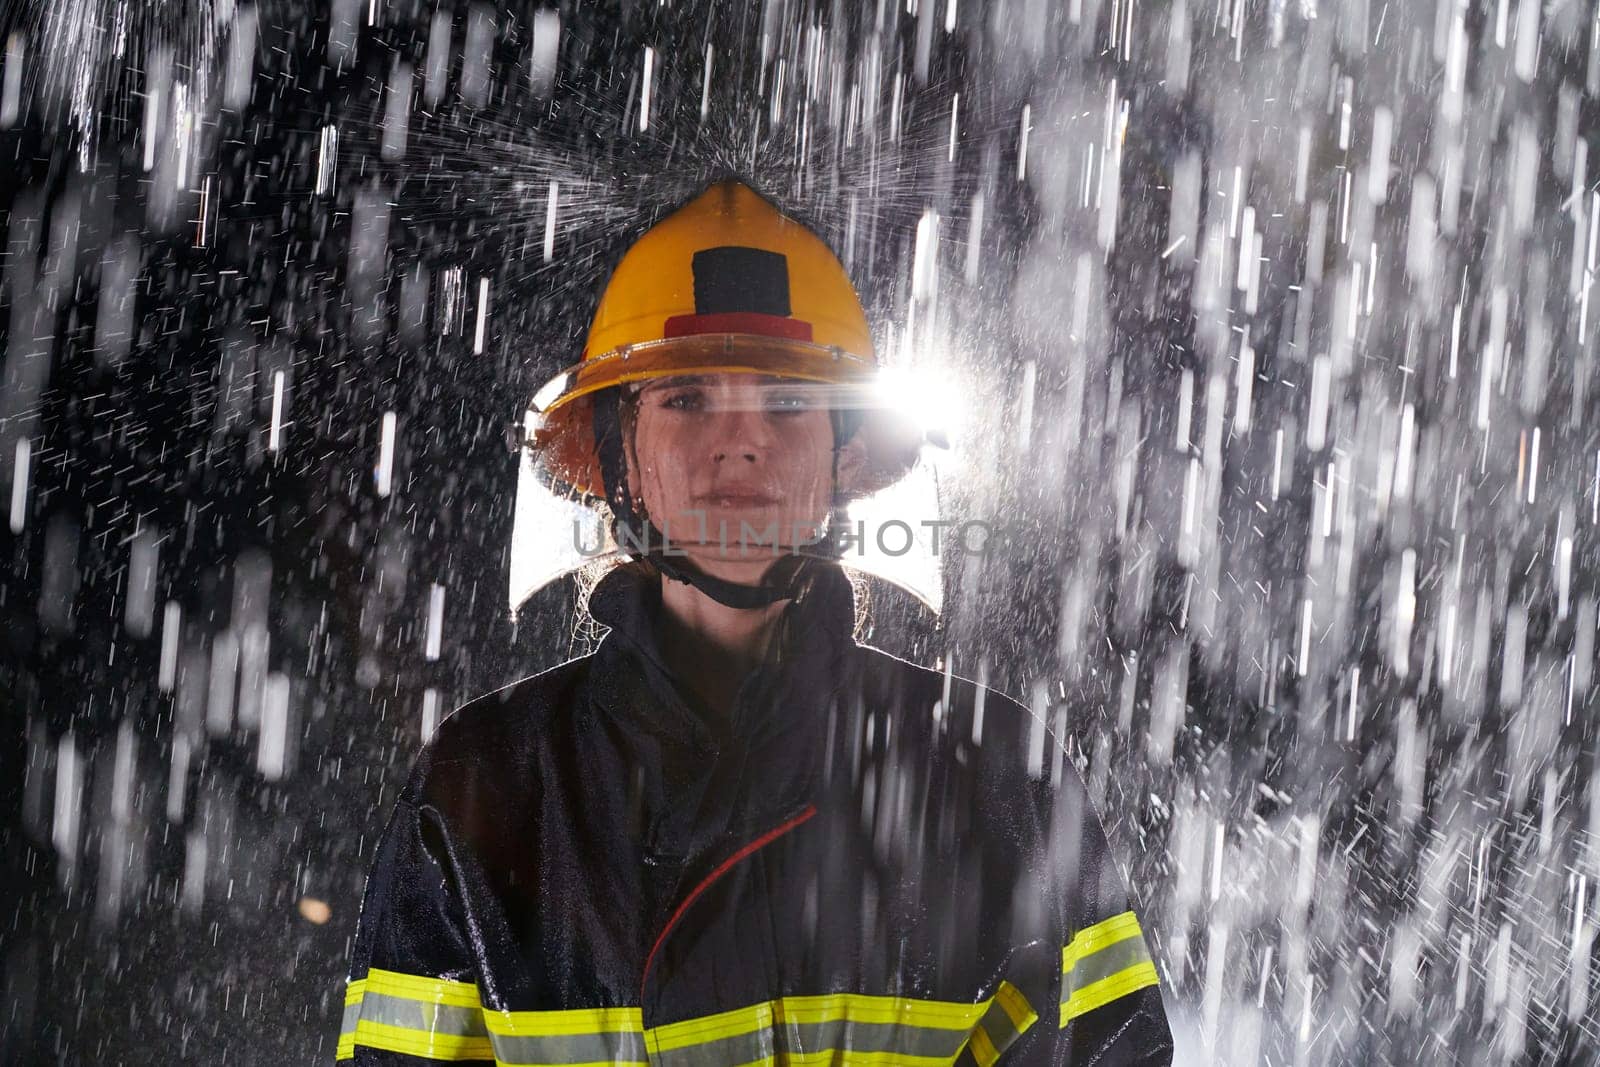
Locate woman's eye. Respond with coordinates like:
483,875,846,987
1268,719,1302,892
660,390,703,411
766,391,816,413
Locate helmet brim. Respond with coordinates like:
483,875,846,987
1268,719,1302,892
526,334,929,500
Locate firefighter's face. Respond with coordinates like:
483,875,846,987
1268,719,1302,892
625,373,859,574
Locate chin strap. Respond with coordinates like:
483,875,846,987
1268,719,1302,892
644,549,824,609
592,388,860,611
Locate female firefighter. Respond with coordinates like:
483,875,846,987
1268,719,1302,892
337,180,1175,1065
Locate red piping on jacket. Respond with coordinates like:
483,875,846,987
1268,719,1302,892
640,803,818,1003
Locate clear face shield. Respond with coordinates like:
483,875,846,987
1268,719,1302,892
508,369,951,615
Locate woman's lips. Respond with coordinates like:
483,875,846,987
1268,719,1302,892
693,489,781,507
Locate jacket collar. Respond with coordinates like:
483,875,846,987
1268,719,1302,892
585,557,860,748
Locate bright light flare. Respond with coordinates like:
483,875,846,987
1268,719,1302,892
871,366,962,447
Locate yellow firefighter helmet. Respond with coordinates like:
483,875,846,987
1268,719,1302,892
525,180,927,501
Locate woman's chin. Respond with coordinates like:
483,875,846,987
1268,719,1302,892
675,549,783,586
659,506,824,558
673,527,822,585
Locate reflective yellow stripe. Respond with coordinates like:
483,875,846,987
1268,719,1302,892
717,1056,962,1067
776,991,991,1029
966,1022,1001,1066
1062,961,1161,1021
486,1005,646,1036
362,968,484,1009
779,1056,922,1066
343,1018,496,1060
338,972,1037,1064
1061,911,1144,969
967,980,1038,1064
339,969,489,1062
1059,910,1160,1024
647,998,776,1050
992,982,1035,1033
645,990,993,1054
340,972,648,1063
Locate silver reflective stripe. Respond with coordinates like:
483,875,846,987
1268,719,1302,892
354,988,489,1039
650,1027,774,1067
957,981,1041,1066
784,1016,975,1058
1061,913,1162,1023
340,998,363,1039
488,1029,649,1065
341,973,1040,1066
649,1015,974,1066
1062,934,1154,1000
972,995,1029,1058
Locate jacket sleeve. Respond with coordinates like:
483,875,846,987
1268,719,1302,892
1042,762,1174,1065
985,754,1176,1066
337,795,495,1065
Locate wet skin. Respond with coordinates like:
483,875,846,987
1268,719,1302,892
623,373,864,587
620,372,867,715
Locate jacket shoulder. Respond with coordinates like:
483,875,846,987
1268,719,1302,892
853,644,1049,758
401,654,595,811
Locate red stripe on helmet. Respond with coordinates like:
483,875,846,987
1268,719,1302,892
662,311,814,342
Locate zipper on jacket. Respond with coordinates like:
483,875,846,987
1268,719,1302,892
638,803,818,1004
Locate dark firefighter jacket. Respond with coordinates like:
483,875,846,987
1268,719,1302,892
337,560,1175,1065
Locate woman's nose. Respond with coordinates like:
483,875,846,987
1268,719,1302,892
709,404,773,462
